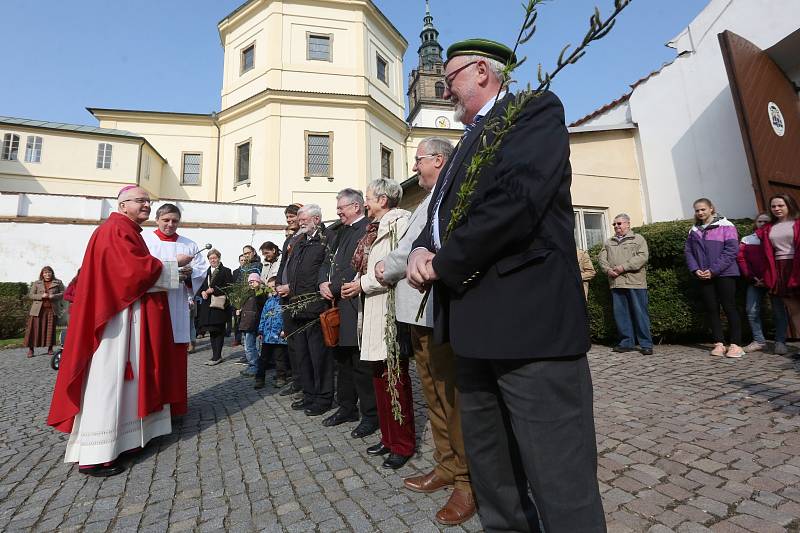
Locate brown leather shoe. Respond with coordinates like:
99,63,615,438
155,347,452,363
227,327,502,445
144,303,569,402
435,488,476,526
403,470,453,493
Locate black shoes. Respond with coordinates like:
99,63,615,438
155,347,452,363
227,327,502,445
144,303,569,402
254,378,265,389
279,384,299,397
304,405,331,417
351,420,379,439
640,347,654,355
382,453,412,470
366,442,390,456
291,399,310,410
79,463,125,477
323,410,359,427
612,345,636,353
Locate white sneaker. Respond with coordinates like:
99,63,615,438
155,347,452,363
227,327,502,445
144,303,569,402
710,343,726,356
725,344,744,358
743,341,765,353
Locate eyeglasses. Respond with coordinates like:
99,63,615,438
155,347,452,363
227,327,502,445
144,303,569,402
336,202,356,211
414,153,440,164
121,198,151,205
612,222,627,226
444,61,478,89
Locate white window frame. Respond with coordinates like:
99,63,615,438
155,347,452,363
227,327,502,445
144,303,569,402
235,140,251,184
96,143,112,169
181,152,202,185
1,133,20,161
376,53,388,85
380,145,393,179
305,131,333,180
574,208,608,250
24,135,42,163
307,33,332,62
240,43,255,75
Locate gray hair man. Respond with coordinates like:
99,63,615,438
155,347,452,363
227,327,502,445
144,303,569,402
373,137,474,526
317,188,378,436
598,213,653,355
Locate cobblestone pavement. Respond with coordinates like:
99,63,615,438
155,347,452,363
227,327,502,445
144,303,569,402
1,342,799,532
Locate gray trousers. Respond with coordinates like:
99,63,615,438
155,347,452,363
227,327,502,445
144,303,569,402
457,354,606,533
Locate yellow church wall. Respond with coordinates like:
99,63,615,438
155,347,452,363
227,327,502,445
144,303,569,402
569,128,644,228
0,126,148,197
93,113,219,202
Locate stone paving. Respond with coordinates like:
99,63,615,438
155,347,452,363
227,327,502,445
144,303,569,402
0,342,799,532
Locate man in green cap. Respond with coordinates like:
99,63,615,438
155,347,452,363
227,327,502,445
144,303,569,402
407,38,606,531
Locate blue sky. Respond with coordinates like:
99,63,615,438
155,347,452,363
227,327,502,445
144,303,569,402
3,0,706,125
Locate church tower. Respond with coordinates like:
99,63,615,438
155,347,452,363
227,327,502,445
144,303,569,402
406,1,457,129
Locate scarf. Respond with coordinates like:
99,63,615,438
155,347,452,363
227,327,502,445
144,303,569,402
351,221,380,275
154,229,179,242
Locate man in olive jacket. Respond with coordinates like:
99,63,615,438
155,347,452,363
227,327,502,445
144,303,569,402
598,213,653,355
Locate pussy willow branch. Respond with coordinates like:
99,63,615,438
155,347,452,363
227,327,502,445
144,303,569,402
383,221,404,424
415,0,633,321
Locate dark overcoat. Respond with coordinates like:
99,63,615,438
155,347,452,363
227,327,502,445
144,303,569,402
412,91,590,359
196,265,233,331
283,226,334,321
318,217,369,346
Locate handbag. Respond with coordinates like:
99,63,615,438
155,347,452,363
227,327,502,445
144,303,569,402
320,301,340,347
207,271,227,309
210,294,227,310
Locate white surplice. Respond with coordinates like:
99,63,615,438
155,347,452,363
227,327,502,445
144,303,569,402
143,233,209,343
64,262,179,466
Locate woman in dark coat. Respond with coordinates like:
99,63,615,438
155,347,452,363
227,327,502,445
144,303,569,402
25,266,65,357
196,249,233,365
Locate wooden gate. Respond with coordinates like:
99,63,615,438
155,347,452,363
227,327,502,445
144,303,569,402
719,30,800,211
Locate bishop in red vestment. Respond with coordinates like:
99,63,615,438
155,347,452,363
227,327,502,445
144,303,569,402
48,186,192,477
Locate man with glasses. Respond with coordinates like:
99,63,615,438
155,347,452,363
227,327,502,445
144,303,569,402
375,137,477,525
598,214,653,355
48,186,192,477
318,189,377,436
406,39,606,531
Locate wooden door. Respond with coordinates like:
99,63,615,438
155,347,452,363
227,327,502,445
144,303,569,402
719,30,800,211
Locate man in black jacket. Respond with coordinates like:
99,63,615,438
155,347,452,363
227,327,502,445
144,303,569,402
278,204,335,416
407,39,605,532
318,189,377,437
275,203,302,394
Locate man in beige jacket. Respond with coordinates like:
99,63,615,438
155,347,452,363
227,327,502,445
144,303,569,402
598,213,654,355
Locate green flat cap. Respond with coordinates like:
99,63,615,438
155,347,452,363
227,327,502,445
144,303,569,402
446,38,517,66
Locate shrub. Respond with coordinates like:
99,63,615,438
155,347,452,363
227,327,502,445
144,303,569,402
588,218,755,344
0,282,29,340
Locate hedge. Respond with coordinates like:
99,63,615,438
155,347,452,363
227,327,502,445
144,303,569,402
0,282,29,340
587,218,760,344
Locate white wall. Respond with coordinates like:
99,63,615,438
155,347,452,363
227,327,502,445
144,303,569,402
0,192,286,283
581,0,800,222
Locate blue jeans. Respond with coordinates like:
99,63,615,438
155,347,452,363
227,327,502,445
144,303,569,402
611,288,653,349
243,331,259,373
745,285,787,343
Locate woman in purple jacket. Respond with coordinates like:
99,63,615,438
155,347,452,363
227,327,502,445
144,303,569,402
684,198,744,358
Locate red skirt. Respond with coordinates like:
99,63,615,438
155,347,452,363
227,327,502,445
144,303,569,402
24,308,57,348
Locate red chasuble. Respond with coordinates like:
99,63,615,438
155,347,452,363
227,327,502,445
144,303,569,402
48,212,184,433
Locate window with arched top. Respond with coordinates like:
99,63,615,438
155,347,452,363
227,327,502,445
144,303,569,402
435,82,445,99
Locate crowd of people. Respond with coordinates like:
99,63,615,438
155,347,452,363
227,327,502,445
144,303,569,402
52,36,800,532
576,195,800,361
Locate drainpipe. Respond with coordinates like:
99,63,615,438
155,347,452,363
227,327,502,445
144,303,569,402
212,111,221,203
136,140,144,188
